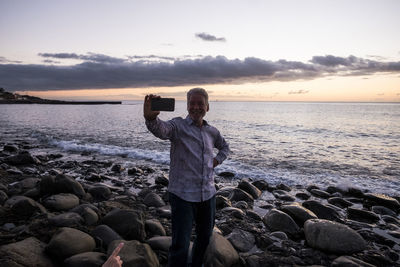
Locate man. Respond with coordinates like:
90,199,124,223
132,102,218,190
144,88,229,267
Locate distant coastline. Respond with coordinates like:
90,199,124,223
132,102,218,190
0,88,121,105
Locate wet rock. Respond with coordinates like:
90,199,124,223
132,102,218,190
0,237,53,267
8,177,40,195
143,192,166,207
204,232,239,267
46,227,96,260
218,171,235,178
108,239,159,267
306,185,320,192
216,195,232,209
295,192,311,200
310,189,331,199
280,203,318,227
64,251,107,267
70,204,99,225
156,207,171,219
371,206,396,217
331,255,375,267
229,188,254,203
3,144,19,152
91,224,123,249
347,208,380,224
155,174,169,186
302,200,343,222
54,174,85,198
87,173,102,182
88,185,112,201
0,190,8,205
145,219,166,237
42,193,80,211
111,164,124,173
270,231,288,240
382,215,400,225
5,151,41,165
102,209,146,241
238,180,262,199
304,219,366,254
252,180,269,191
276,183,291,192
233,200,248,210
221,207,246,219
263,209,301,238
327,197,353,208
128,167,144,175
272,190,295,201
146,236,172,252
246,210,262,221
48,212,84,227
364,193,400,211
216,186,235,198
6,195,47,216
226,228,256,252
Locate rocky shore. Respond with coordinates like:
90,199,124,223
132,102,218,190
0,141,399,266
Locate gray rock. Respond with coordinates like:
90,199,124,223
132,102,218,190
88,185,112,201
371,206,396,217
238,180,262,199
218,171,235,178
216,195,232,209
128,167,144,175
8,177,40,195
270,231,288,240
108,239,159,267
155,174,169,186
233,200,248,210
216,186,235,198
6,195,47,216
64,252,107,267
0,237,53,267
304,219,366,254
310,189,331,199
347,208,380,224
229,188,254,203
156,206,171,218
302,200,343,222
272,190,295,201
102,209,146,241
46,227,96,260
263,209,301,237
3,144,19,152
143,192,165,207
146,236,172,251
280,203,318,227
111,164,124,173
204,232,239,267
221,207,246,219
42,193,80,211
5,151,40,165
226,228,255,252
48,212,84,227
145,219,166,237
0,190,8,205
364,193,400,211
331,255,375,267
252,180,269,191
295,192,311,200
70,205,99,225
91,224,123,249
54,174,86,198
276,183,292,191
328,197,354,208
246,210,262,221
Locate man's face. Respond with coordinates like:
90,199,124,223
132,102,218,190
187,93,209,123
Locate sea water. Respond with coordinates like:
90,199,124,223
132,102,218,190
1,101,399,195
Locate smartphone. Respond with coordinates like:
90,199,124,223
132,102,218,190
151,98,175,111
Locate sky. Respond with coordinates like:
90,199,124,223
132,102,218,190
1,0,400,102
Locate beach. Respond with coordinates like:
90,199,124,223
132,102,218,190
0,136,399,266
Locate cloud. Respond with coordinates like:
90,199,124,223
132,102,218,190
196,32,226,42
1,54,400,91
288,89,309,95
0,56,22,64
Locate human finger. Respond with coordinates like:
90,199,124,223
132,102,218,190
111,242,124,257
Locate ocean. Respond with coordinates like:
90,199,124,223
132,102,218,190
1,101,399,196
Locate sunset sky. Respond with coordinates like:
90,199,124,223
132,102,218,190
1,0,399,102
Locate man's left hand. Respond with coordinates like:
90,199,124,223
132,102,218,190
213,158,219,168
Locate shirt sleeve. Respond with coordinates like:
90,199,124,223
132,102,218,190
214,130,230,164
145,117,176,140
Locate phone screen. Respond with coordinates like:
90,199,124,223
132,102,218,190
151,98,175,111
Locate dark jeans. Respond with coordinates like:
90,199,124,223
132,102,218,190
168,192,216,267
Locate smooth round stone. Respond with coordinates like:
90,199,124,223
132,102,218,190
145,219,166,237
226,228,256,252
238,180,261,199
216,195,232,210
42,193,80,211
7,196,47,216
156,207,171,219
229,188,254,203
371,206,396,217
221,207,246,219
327,197,353,208
71,205,98,225
270,231,288,240
304,219,366,254
302,200,342,222
364,193,400,211
108,239,159,267
64,252,107,267
54,174,86,198
331,256,375,267
272,190,295,202
143,192,165,207
146,236,172,251
263,209,300,237
88,185,112,201
295,192,311,200
49,212,83,227
252,180,269,191
91,224,123,249
280,203,318,227
347,208,380,224
310,189,331,199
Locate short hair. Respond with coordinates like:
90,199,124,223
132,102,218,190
187,88,208,104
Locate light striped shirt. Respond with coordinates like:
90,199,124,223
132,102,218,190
146,116,230,202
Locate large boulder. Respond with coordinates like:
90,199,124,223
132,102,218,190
347,208,380,224
146,236,172,252
238,180,262,199
263,209,301,237
102,209,146,241
204,232,239,267
64,252,107,267
46,227,96,260
302,200,343,222
145,219,166,237
5,195,47,216
108,240,159,267
42,193,80,211
280,203,317,227
229,188,254,203
88,185,112,201
143,192,166,207
304,219,366,254
0,237,53,267
91,224,123,249
364,193,400,211
40,174,86,198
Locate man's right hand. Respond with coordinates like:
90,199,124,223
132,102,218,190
144,94,160,121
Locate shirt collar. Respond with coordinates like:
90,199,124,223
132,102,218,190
185,115,208,126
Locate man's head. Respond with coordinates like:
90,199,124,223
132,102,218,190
187,88,209,125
